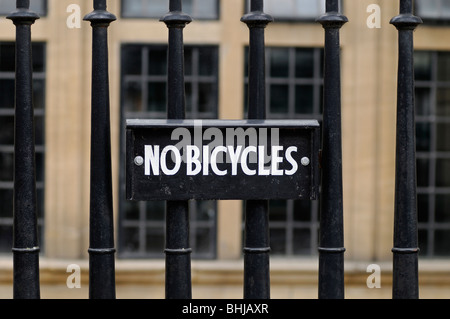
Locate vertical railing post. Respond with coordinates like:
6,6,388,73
316,0,347,299
241,0,273,299
84,0,117,299
390,0,422,299
161,0,193,299
7,0,40,299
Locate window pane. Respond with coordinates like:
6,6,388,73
436,158,450,186
122,227,140,253
417,194,429,223
145,201,165,221
435,230,450,256
416,122,431,152
418,229,428,256
0,80,15,109
0,0,47,16
146,227,165,254
249,0,326,20
0,42,46,253
270,85,289,113
414,51,432,81
415,88,431,116
436,88,450,117
295,85,314,114
123,81,143,112
270,48,289,78
122,46,142,75
436,194,450,222
122,0,218,19
195,228,214,254
123,201,140,220
199,48,218,76
293,229,311,255
416,158,430,187
198,82,216,113
437,52,450,82
293,200,312,221
196,201,216,221
416,0,450,20
0,43,15,72
0,225,12,252
295,49,315,78
0,116,14,145
269,200,287,221
147,82,166,112
270,228,286,255
120,44,218,258
436,123,450,151
0,190,13,218
148,48,167,76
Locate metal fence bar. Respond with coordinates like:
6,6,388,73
161,0,193,299
316,0,347,299
390,0,422,299
84,0,117,299
241,0,273,299
7,0,40,299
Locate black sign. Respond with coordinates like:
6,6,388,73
126,119,320,201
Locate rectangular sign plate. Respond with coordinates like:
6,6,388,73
126,119,320,201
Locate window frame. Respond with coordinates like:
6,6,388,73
415,0,450,25
118,43,220,259
415,50,450,258
243,46,323,257
244,0,342,23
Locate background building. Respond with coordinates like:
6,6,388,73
0,0,450,298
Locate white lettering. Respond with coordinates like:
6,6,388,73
186,145,201,176
285,146,298,175
202,145,209,175
211,146,227,176
271,146,284,176
228,145,243,176
160,146,181,175
241,146,257,176
144,145,160,175
258,146,270,175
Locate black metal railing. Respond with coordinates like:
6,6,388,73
316,0,347,300
5,0,422,300
7,0,41,300
161,0,193,300
241,0,273,300
83,0,117,299
390,0,422,299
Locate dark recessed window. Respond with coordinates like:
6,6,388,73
0,0,47,16
244,0,340,22
243,46,323,256
0,42,46,253
415,50,450,257
119,44,219,259
121,0,219,20
415,0,450,24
